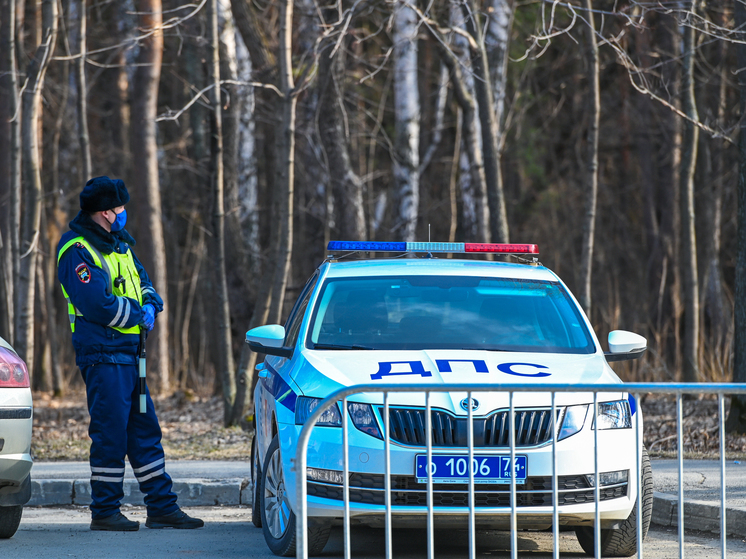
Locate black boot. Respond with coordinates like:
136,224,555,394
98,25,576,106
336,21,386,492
90,512,140,531
145,508,204,529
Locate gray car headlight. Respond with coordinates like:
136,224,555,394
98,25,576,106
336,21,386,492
347,402,382,439
594,400,632,430
295,396,342,426
558,404,589,441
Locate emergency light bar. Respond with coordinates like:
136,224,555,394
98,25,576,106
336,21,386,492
327,241,539,254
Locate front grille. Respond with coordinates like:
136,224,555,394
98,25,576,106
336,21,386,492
384,407,554,447
307,474,627,507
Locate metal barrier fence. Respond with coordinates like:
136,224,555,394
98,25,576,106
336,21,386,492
294,383,746,559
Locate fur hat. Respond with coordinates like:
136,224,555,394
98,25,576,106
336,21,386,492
79,176,130,213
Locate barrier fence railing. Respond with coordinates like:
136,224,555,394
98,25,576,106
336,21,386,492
294,383,746,559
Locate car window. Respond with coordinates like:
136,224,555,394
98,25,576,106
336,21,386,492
306,275,595,353
284,273,319,348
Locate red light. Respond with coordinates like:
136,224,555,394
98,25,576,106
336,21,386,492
0,347,29,388
464,243,539,254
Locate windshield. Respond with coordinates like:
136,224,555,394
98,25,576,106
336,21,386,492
306,275,596,353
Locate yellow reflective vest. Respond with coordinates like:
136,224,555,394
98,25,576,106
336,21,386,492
57,236,143,334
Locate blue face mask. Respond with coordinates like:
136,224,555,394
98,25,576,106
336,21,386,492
110,209,127,232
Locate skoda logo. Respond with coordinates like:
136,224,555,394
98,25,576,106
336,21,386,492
460,397,480,412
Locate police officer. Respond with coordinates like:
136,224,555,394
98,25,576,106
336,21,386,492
57,176,203,531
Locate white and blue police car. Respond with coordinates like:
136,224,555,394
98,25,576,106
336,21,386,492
246,241,652,557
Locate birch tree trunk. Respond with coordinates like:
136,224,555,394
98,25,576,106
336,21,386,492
71,0,91,179
234,29,259,275
461,0,507,243
0,0,21,344
578,0,599,317
485,0,512,144
392,0,420,242
449,2,489,242
679,6,700,383
318,14,366,241
729,0,746,434
131,0,170,392
16,0,57,374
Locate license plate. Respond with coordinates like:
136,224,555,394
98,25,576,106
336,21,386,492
415,454,527,484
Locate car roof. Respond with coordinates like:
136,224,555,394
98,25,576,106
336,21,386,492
322,258,560,282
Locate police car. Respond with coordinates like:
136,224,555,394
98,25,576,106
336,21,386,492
247,242,652,557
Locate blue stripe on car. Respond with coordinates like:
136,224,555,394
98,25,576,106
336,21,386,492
262,363,297,412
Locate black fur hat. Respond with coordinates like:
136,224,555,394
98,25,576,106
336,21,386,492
79,176,130,212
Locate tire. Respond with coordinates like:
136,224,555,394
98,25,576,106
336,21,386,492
260,435,331,557
251,436,262,528
576,446,654,557
0,505,23,539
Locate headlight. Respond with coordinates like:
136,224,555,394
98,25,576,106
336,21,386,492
558,405,589,440
295,396,342,426
594,400,632,430
348,402,382,439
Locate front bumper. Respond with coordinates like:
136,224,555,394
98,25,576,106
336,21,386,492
279,412,642,528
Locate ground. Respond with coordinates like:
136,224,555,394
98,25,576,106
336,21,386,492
30,391,746,462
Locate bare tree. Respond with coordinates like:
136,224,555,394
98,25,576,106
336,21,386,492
461,0,508,243
445,1,490,242
16,0,58,374
0,0,22,344
679,4,700,383
318,9,366,241
130,0,170,392
229,0,298,426
392,0,420,241
728,0,746,434
71,0,92,179
207,0,236,425
578,0,600,317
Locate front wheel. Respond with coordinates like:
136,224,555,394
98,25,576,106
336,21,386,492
575,446,654,557
0,505,23,539
260,435,331,557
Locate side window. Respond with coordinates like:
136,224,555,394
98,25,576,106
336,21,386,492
284,273,319,347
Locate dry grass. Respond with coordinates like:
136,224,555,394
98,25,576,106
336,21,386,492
31,391,746,462
31,389,252,462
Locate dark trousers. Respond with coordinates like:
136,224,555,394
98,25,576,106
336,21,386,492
81,362,178,519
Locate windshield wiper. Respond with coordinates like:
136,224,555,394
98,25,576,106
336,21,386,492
311,343,374,350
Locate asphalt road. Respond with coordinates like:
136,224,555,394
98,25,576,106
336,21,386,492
4,506,746,558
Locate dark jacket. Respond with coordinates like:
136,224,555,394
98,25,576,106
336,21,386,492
57,212,163,367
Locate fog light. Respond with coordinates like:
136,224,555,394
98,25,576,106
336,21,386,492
307,467,345,485
587,470,628,487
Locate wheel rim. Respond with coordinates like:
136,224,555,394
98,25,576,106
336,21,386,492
264,447,292,539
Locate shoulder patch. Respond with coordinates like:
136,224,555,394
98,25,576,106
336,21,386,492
75,263,91,284
74,242,84,248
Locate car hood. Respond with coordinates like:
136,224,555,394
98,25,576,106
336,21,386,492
292,350,625,413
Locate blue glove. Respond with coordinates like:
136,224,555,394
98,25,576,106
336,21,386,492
141,304,156,331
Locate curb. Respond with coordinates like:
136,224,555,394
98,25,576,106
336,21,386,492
29,478,252,508
652,492,746,538
29,479,746,539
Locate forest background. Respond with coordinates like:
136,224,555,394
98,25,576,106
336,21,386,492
2,0,746,430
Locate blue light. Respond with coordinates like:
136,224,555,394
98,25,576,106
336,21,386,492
327,241,407,252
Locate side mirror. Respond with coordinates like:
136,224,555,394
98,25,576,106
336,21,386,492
605,330,647,362
245,325,292,358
